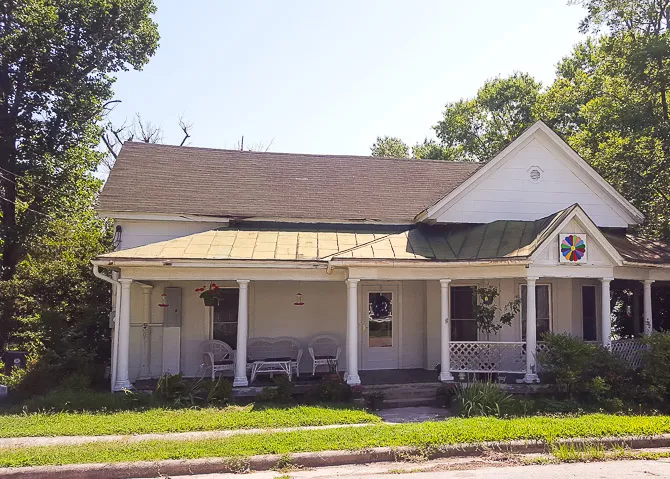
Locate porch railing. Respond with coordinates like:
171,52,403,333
612,338,646,369
449,341,526,374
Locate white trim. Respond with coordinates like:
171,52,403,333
99,211,231,223
529,205,624,266
417,121,644,225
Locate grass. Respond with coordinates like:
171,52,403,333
1,414,670,467
0,404,381,438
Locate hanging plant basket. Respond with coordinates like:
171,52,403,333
195,283,226,307
203,297,219,307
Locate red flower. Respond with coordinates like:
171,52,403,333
194,287,205,293
211,284,220,290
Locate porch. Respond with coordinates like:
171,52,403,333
111,273,662,392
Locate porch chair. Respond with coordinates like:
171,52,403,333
199,340,235,380
308,335,341,376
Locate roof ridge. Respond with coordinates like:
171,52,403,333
120,141,484,167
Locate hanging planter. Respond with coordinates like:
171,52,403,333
158,292,169,308
195,283,226,307
293,292,304,306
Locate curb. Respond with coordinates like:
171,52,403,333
1,434,670,478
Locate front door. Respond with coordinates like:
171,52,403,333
361,285,400,370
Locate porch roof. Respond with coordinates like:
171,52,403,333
97,210,574,263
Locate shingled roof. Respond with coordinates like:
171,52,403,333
98,142,481,223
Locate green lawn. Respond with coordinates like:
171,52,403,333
0,405,380,438
1,414,670,467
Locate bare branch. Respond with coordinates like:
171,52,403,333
178,116,192,146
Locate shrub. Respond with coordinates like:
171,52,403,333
455,381,512,417
640,333,670,405
308,377,352,403
152,374,232,407
538,332,629,401
256,376,294,404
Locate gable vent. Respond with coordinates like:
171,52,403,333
528,167,542,183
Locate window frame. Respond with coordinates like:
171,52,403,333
208,287,240,347
450,284,479,341
519,282,553,341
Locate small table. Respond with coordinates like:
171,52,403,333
250,357,293,383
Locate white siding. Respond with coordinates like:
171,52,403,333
116,220,223,250
435,138,630,228
534,218,614,266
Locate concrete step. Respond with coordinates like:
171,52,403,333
362,382,443,401
384,397,440,408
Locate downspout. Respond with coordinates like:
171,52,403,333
93,265,121,390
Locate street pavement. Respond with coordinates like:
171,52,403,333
141,458,670,478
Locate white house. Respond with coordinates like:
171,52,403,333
93,121,670,391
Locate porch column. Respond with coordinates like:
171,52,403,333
524,277,539,384
601,278,613,350
346,279,361,386
439,279,454,382
140,284,153,378
643,279,655,336
114,278,133,391
233,280,250,387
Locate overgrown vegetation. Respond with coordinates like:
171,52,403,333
454,381,512,417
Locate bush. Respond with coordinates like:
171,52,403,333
308,377,352,403
639,333,670,405
153,373,232,407
256,375,294,404
455,381,512,417
538,332,630,401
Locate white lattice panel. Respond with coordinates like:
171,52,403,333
449,342,526,373
612,339,646,369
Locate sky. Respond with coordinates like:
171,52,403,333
107,0,587,157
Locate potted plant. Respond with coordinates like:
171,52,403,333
195,283,227,307
367,391,384,411
324,360,340,382
351,385,363,399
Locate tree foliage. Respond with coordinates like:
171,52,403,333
433,72,543,162
370,135,410,158
0,0,159,348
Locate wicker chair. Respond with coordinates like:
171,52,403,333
199,340,235,380
308,335,341,376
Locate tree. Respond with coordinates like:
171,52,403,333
0,0,159,348
370,135,410,158
540,0,670,239
102,113,192,171
433,72,543,162
411,138,454,160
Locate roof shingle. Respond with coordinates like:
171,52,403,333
98,143,481,223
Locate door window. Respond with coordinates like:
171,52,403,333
521,284,551,340
450,286,478,341
212,289,239,348
368,292,393,348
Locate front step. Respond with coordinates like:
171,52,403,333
360,382,443,407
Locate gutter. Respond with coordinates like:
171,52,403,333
93,265,122,390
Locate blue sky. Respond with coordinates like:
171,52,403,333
108,0,586,156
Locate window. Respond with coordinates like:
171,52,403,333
368,292,393,348
212,289,239,348
450,286,477,341
521,284,551,340
582,285,597,341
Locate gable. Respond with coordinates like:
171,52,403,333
532,217,617,266
421,122,643,228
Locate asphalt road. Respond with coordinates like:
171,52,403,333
152,458,670,479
